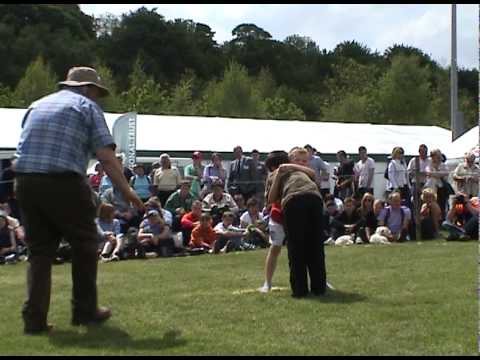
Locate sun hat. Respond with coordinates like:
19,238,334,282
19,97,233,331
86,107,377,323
58,66,109,97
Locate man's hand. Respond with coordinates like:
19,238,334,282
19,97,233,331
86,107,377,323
126,190,146,213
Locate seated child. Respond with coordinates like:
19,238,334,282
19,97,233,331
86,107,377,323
95,203,124,261
213,211,247,254
377,192,411,242
189,213,217,251
138,209,175,257
180,200,203,247
240,197,268,248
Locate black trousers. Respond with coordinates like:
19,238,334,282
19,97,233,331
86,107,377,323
283,193,327,297
16,173,100,331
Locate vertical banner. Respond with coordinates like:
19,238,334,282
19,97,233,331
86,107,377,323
112,112,137,170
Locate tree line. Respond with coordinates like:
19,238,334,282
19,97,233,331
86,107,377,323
0,4,477,129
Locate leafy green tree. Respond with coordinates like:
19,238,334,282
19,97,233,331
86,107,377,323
166,70,198,115
119,55,168,114
260,97,305,120
94,60,122,112
13,56,57,107
232,23,272,42
201,61,262,118
375,54,432,124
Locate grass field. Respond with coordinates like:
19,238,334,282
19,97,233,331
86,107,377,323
0,239,477,355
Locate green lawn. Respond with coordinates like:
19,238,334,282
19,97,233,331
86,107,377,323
0,239,477,355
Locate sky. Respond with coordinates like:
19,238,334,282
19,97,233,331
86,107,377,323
79,4,479,70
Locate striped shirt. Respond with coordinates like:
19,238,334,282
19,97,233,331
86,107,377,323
15,89,114,175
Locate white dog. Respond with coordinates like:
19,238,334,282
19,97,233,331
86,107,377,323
369,226,392,245
335,234,355,246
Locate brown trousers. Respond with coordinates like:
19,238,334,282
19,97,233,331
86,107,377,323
16,173,100,331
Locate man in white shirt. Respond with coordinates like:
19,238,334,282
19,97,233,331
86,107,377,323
305,144,330,197
354,146,375,197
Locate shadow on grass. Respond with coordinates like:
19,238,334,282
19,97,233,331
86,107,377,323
49,325,187,351
305,289,367,304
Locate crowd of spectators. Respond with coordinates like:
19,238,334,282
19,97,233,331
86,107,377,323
0,142,478,265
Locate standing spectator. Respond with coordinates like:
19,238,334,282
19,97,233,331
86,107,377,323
0,158,15,203
419,188,442,239
377,192,411,242
202,180,239,225
153,153,182,207
387,147,410,208
452,152,479,198
130,164,153,202
180,200,203,247
148,161,160,183
14,66,145,334
425,149,451,220
251,149,268,208
89,162,104,193
227,146,256,202
334,150,355,200
305,144,330,197
202,152,227,197
354,146,375,197
267,147,327,298
407,144,430,197
184,151,204,200
164,180,194,233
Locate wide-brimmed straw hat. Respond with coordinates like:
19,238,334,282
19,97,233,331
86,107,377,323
58,66,109,97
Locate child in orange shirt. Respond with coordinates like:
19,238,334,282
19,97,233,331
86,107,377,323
189,213,217,251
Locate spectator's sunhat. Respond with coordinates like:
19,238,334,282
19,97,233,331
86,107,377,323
211,178,224,188
133,163,144,169
58,66,109,97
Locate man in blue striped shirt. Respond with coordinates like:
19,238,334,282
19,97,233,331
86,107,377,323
14,66,145,335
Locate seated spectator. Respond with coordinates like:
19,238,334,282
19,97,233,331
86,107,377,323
373,199,385,218
145,196,173,227
89,162,104,193
213,211,248,254
101,185,141,233
202,179,239,225
357,193,377,243
138,210,175,257
0,210,17,263
164,180,194,232
130,163,153,202
330,197,363,244
233,193,247,225
0,202,26,249
442,193,478,241
452,152,480,199
201,152,227,198
153,153,183,207
324,200,341,244
323,193,344,214
419,188,442,239
95,203,124,262
240,197,268,248
378,192,412,242
98,174,113,197
180,200,203,247
189,213,217,251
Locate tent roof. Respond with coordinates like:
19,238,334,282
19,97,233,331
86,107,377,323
447,125,479,160
0,107,460,157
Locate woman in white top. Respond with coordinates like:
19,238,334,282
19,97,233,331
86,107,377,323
425,149,450,220
387,147,410,207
